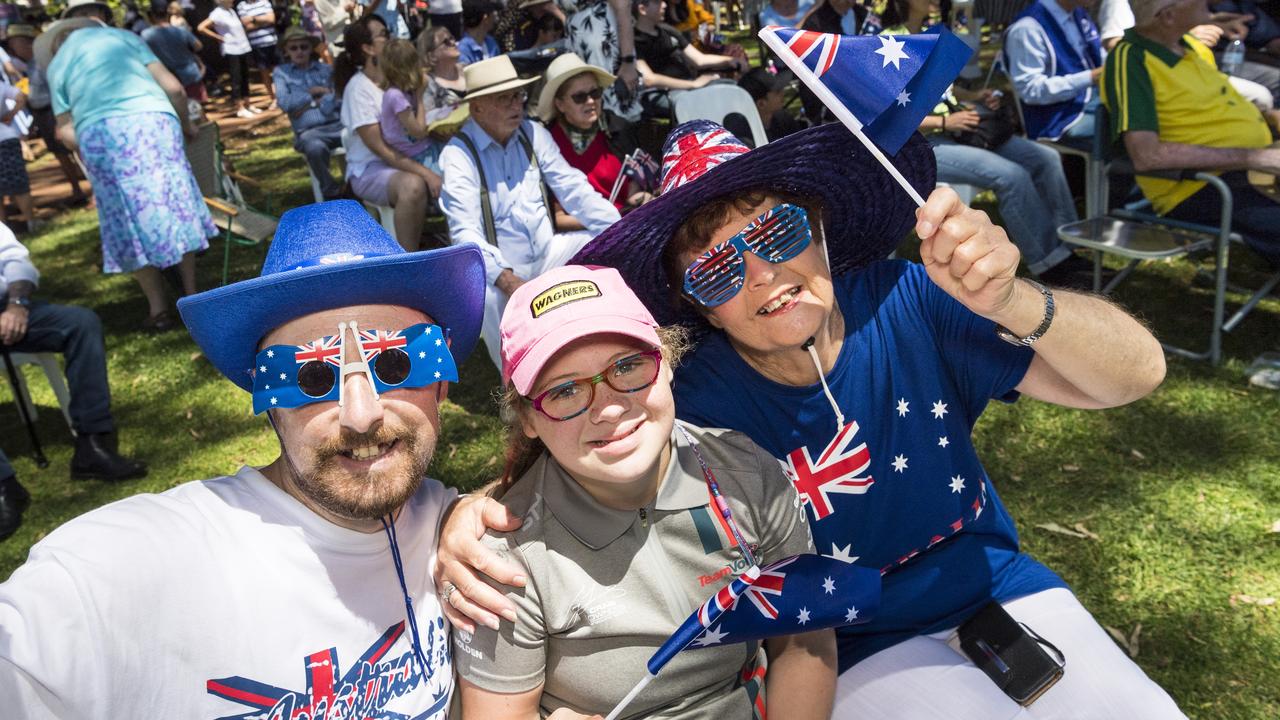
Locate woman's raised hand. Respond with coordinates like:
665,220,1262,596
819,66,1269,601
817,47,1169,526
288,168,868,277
915,186,1022,322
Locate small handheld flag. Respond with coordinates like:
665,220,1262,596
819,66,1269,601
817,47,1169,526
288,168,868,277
605,553,881,720
758,25,973,206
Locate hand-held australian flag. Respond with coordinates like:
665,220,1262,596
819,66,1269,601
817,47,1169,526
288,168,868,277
604,553,881,720
758,25,972,206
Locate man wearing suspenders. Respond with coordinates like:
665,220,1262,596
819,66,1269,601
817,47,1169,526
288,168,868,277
439,56,621,367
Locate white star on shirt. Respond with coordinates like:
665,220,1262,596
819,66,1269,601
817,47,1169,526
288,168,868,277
949,475,966,493
896,90,911,106
822,576,836,594
892,454,908,473
938,436,950,448
694,626,729,646
419,351,427,359
875,35,910,70
845,606,860,622
424,326,432,334
829,543,859,564
932,400,949,419
797,607,811,625
266,350,275,358
279,372,287,381
270,396,278,405
437,357,443,363
896,398,910,417
434,371,441,379
259,365,267,372
264,384,270,390
435,338,442,347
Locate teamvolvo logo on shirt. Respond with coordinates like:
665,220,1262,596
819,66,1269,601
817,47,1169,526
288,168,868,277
529,280,601,317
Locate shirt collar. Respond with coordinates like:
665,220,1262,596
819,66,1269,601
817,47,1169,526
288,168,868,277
1122,27,1191,67
1038,0,1074,30
463,117,524,152
538,422,710,550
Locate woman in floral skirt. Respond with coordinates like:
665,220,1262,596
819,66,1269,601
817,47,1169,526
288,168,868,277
40,17,216,331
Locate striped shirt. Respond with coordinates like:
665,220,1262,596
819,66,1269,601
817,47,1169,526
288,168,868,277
236,0,278,48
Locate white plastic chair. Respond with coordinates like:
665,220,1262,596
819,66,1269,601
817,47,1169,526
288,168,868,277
673,84,769,148
6,352,74,434
307,145,347,204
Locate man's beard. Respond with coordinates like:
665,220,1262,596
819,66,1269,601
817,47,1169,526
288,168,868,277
293,424,436,521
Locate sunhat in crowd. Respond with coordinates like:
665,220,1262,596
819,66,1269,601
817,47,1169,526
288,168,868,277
500,265,661,395
178,200,486,392
33,16,100,69
535,52,615,122
280,26,322,48
569,120,937,327
462,55,539,101
5,24,39,39
61,0,112,19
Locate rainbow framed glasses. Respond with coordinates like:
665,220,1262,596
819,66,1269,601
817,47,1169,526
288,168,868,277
251,321,456,414
527,349,663,421
682,203,812,308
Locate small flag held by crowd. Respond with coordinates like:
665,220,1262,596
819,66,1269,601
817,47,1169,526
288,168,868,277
609,149,662,204
605,553,881,720
759,24,973,204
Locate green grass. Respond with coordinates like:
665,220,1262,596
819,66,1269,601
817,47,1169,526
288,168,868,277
3,115,1280,718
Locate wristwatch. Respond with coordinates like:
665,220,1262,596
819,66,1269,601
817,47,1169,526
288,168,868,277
995,279,1054,347
8,295,31,309
619,54,637,64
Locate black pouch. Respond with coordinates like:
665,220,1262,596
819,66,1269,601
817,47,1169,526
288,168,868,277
947,101,1019,151
956,601,1066,707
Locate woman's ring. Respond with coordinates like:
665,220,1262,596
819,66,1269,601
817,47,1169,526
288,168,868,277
442,581,458,606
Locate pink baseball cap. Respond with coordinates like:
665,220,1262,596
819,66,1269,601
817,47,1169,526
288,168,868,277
500,265,661,395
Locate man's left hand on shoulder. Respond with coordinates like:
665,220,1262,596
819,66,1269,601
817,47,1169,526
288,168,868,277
915,187,1026,323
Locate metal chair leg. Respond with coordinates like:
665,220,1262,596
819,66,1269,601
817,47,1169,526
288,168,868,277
0,346,49,468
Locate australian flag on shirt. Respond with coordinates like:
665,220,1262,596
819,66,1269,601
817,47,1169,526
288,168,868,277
672,260,1068,670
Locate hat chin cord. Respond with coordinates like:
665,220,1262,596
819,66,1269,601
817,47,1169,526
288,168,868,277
801,215,846,435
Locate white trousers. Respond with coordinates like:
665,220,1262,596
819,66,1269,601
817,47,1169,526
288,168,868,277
833,588,1187,720
480,231,595,369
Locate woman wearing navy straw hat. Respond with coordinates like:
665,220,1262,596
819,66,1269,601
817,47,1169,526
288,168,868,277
440,121,1185,719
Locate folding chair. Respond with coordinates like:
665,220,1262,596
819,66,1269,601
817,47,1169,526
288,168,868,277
1055,112,1280,365
992,46,1105,218
673,83,769,147
184,122,278,285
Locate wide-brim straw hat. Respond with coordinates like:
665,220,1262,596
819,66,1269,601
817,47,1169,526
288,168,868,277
536,53,615,122
6,24,39,40
33,17,101,70
570,120,936,329
280,26,322,47
61,0,112,19
462,55,539,101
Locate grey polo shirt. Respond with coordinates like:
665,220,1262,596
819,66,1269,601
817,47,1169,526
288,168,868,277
454,421,814,719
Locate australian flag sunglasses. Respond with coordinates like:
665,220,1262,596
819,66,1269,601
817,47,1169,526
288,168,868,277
682,203,812,309
251,321,457,414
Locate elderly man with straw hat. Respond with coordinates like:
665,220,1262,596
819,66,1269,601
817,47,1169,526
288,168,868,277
439,54,620,368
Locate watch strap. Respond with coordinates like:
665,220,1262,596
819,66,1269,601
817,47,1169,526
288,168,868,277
996,279,1054,347
619,54,637,63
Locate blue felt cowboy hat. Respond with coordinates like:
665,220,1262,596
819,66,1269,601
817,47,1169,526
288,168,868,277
178,200,485,392
570,120,937,328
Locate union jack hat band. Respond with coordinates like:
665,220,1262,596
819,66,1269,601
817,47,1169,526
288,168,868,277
570,121,937,329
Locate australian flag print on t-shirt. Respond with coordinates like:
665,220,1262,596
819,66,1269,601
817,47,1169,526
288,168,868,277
673,260,1068,669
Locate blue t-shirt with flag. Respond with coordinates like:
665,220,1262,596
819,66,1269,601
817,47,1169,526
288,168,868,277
673,260,1067,670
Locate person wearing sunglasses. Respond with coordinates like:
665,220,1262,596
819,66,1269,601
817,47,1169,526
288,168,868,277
441,120,1184,719
451,264,834,720
0,201,484,718
538,53,653,213
439,55,621,371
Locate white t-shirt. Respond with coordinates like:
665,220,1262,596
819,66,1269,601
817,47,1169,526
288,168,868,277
1095,0,1134,43
0,84,22,143
209,5,252,56
341,70,385,180
429,0,462,14
0,466,456,719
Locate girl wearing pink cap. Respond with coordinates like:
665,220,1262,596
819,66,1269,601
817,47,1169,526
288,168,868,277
451,264,835,720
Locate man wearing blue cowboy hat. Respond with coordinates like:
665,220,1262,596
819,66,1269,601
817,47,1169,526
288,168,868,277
0,201,484,719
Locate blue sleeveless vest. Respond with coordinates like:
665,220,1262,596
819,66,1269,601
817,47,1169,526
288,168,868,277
1012,1,1102,141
